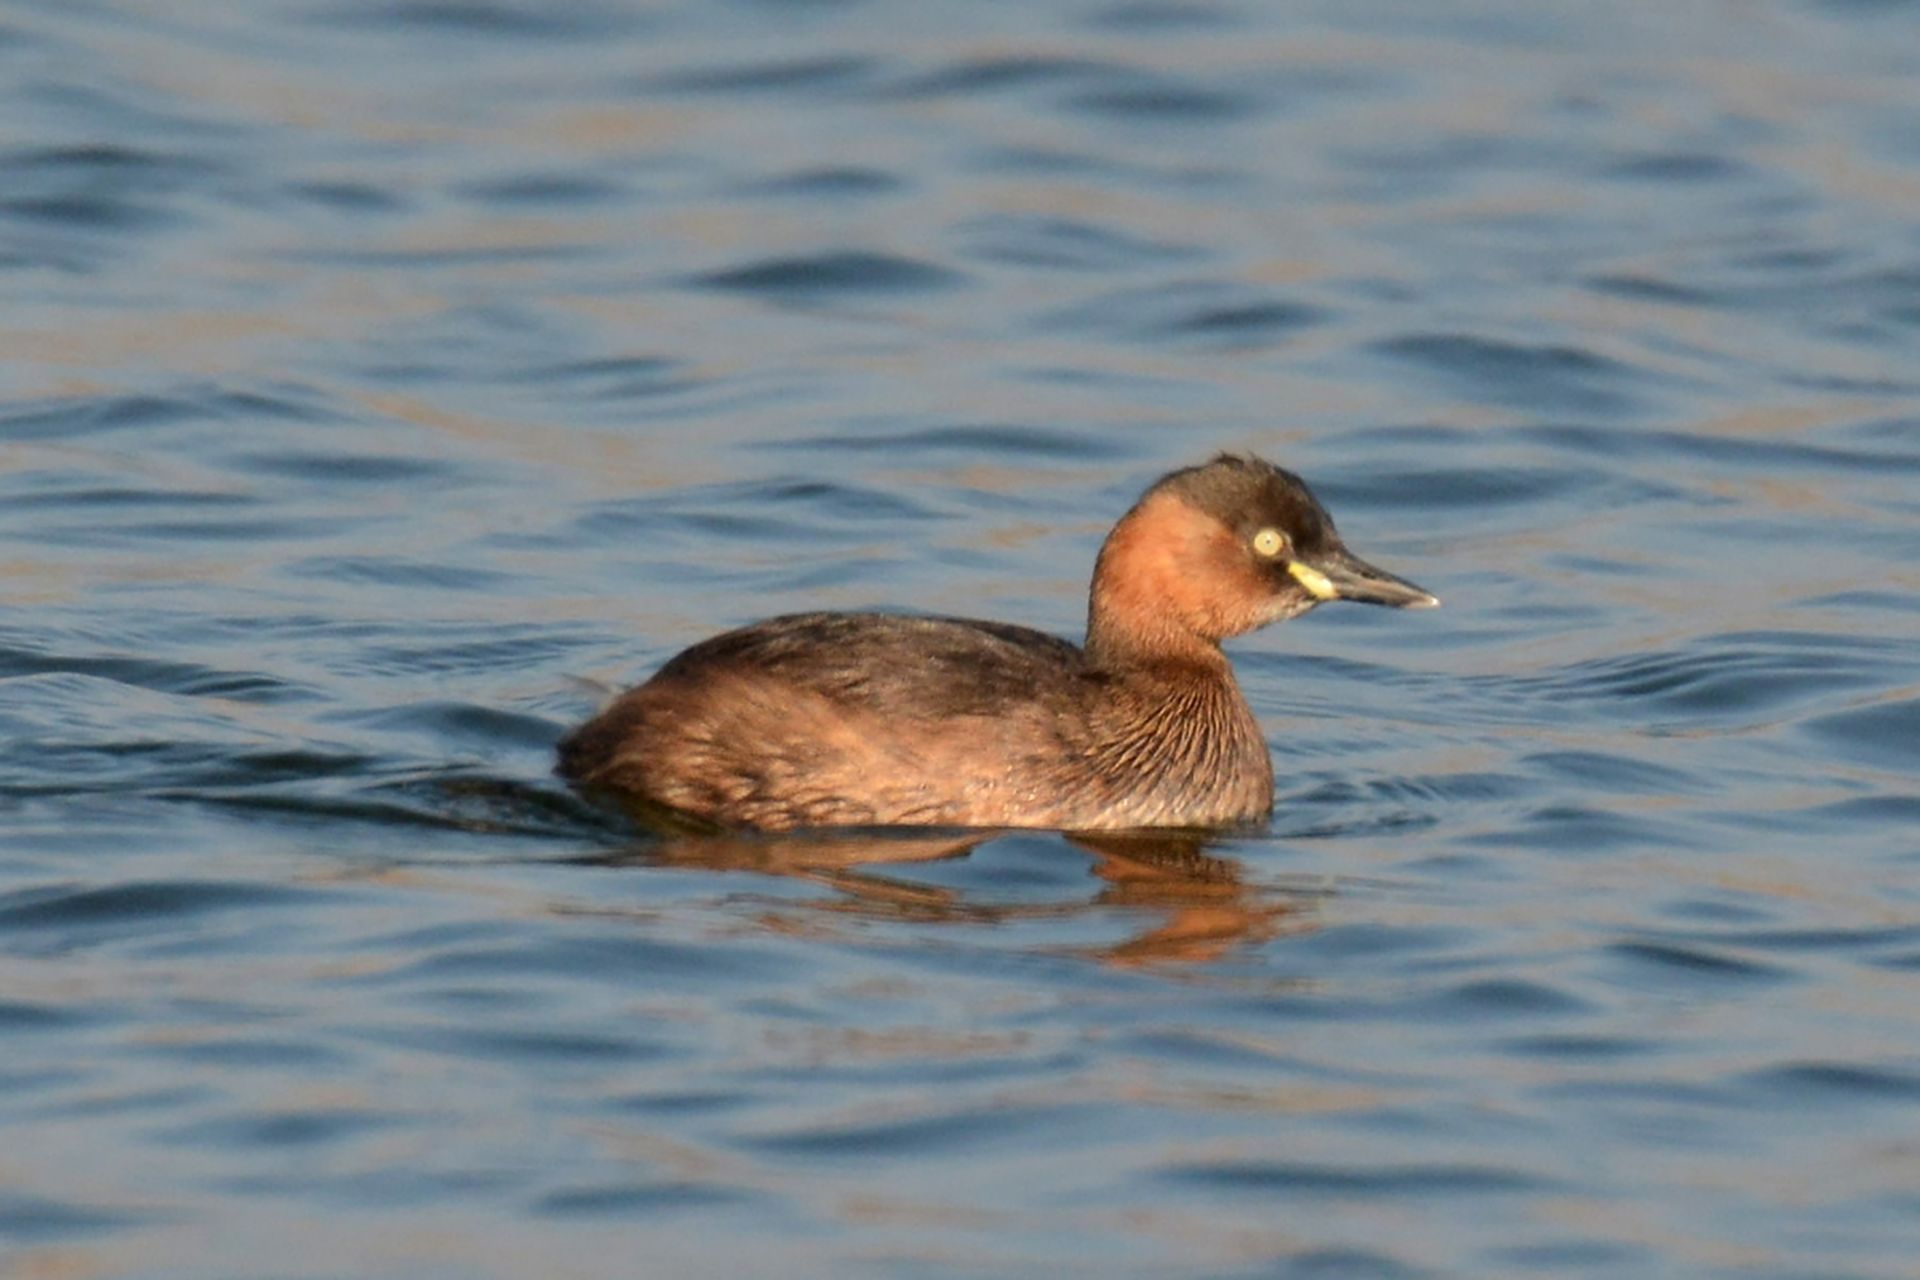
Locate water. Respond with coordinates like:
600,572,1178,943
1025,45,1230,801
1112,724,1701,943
3,1,1919,1275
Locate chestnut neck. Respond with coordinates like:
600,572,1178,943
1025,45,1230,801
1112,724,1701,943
1083,490,1237,672
1085,609,1225,672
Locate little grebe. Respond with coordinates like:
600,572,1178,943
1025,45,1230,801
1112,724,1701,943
558,454,1437,830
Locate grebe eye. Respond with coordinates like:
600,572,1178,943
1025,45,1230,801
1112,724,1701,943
1252,527,1288,558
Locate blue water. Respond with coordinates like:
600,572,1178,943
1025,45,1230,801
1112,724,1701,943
4,1,1919,1276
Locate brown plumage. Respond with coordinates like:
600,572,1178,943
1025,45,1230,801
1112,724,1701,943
558,454,1437,830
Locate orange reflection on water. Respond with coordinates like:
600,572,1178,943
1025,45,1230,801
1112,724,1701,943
587,817,1315,967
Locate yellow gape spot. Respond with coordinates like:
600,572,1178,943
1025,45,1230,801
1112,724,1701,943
1286,561,1338,600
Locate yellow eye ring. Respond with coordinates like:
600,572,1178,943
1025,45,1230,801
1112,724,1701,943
1252,527,1287,558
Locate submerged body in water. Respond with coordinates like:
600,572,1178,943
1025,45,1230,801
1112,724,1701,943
558,455,1437,830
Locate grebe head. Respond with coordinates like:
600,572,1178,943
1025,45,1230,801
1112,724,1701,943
1087,453,1437,661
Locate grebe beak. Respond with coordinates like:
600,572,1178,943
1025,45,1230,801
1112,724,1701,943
1288,549,1439,609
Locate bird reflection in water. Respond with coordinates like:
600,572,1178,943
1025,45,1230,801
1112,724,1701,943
581,806,1318,966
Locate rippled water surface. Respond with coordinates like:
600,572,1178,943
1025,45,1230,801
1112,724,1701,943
4,1,1920,1276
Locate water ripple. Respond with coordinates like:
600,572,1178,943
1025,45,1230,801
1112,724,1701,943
1494,632,1906,727
954,213,1199,271
1374,333,1649,416
1746,1062,1920,1103
0,1191,150,1243
654,54,880,95
535,1181,759,1216
772,421,1123,460
318,0,644,39
735,166,903,198
689,251,965,299
1066,77,1257,123
1799,695,1920,771
1166,1159,1556,1197
1046,280,1327,346
1608,940,1790,985
891,54,1116,99
0,879,321,934
156,1106,397,1150
742,1101,1091,1159
0,385,329,440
